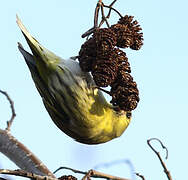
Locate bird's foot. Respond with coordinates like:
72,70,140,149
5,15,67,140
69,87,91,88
92,86,111,95
70,56,79,60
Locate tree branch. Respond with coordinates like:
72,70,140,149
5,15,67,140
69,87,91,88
81,0,119,38
0,129,55,178
0,90,55,178
147,138,173,180
54,167,131,180
0,169,57,180
136,173,145,180
0,90,16,131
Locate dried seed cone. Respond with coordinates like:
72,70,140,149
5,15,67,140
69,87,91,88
118,15,134,25
111,15,144,50
110,72,139,111
78,28,117,72
94,28,117,55
58,175,77,180
130,31,143,50
115,48,131,73
79,22,141,110
92,50,118,87
78,37,97,72
111,23,133,48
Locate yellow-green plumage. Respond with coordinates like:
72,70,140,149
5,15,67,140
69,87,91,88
17,16,131,144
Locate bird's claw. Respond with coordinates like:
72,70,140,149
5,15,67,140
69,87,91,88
70,56,79,60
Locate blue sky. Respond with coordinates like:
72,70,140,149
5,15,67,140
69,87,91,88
0,0,188,179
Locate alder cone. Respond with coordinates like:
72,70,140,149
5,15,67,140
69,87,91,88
111,15,144,50
94,28,117,55
58,175,77,180
78,37,97,72
110,71,139,111
92,50,119,87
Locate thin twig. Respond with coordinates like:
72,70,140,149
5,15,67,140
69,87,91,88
0,90,16,131
94,86,111,95
147,138,173,180
98,0,116,28
81,27,95,38
54,167,130,180
99,0,118,28
93,159,136,180
106,0,118,18
148,138,168,159
82,0,119,37
0,169,57,180
100,5,110,28
135,173,145,180
103,4,123,18
54,167,84,175
82,0,102,38
81,170,93,180
94,1,101,28
97,0,119,28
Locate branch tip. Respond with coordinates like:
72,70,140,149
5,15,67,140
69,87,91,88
81,0,119,38
0,90,16,131
136,173,145,180
53,167,130,180
0,169,57,180
147,138,168,159
147,138,173,180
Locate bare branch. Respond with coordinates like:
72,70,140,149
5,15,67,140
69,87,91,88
81,170,93,180
102,4,123,18
0,90,55,177
54,167,131,180
0,90,16,131
93,86,111,95
98,0,117,28
81,27,95,38
106,0,118,18
0,169,57,180
147,138,168,159
82,0,119,37
136,173,145,180
100,5,110,28
93,159,135,180
0,129,55,177
147,138,173,180
94,1,101,28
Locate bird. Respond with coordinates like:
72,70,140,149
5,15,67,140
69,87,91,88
16,15,132,144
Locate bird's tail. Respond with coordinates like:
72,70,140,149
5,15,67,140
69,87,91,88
17,15,63,84
16,15,42,58
16,15,60,66
18,43,48,99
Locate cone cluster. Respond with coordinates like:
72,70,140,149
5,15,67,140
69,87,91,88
78,15,143,111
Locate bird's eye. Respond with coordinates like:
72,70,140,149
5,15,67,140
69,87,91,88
126,112,132,119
